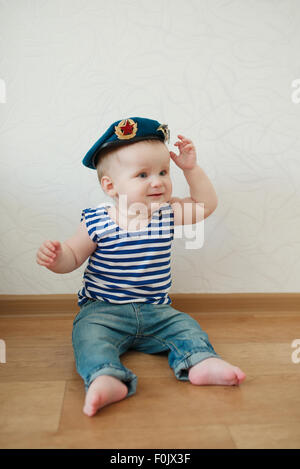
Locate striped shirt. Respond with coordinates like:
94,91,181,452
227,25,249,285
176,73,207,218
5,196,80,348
77,202,174,306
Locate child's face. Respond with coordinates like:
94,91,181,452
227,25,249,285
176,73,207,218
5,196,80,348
105,140,172,211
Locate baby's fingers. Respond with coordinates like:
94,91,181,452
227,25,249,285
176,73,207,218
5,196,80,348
41,241,57,257
169,151,179,161
178,134,192,144
36,240,58,266
37,252,54,266
45,240,59,251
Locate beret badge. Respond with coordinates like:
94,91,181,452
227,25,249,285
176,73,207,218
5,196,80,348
157,123,170,144
115,118,138,140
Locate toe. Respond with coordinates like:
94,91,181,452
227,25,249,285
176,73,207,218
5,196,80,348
83,404,96,417
235,367,246,384
224,368,239,385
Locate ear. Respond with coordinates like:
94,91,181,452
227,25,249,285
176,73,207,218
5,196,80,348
100,175,117,197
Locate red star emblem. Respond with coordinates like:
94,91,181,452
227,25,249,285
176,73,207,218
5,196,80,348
120,119,135,136
115,118,138,140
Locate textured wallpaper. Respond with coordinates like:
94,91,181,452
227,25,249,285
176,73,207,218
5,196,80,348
0,0,300,294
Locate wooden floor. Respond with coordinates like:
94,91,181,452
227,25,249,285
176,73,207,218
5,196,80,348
0,307,300,449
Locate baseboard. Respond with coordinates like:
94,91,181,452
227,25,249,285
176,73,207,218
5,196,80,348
0,293,299,316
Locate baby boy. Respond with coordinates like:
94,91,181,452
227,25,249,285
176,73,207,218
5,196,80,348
36,117,245,417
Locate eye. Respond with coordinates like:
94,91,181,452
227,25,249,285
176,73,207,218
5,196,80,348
138,172,147,178
160,170,168,176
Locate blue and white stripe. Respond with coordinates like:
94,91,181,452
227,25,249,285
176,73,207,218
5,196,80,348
78,202,174,306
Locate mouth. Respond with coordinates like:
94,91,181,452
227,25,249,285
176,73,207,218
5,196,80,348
148,193,163,197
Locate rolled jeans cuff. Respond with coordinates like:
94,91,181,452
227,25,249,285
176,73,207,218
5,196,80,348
173,350,221,381
85,365,138,397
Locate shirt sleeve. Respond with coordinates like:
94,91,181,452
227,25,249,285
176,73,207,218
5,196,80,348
80,208,99,243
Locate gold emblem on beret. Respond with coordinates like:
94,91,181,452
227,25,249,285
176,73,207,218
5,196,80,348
157,124,170,143
115,118,138,140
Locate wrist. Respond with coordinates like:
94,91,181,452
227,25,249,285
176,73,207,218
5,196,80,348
47,243,77,274
183,164,201,176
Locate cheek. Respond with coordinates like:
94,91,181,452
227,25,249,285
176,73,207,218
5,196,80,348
132,181,144,194
166,178,172,192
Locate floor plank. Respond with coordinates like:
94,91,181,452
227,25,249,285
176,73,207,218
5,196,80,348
0,381,65,434
229,423,300,449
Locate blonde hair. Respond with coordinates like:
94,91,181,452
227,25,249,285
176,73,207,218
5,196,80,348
96,147,119,185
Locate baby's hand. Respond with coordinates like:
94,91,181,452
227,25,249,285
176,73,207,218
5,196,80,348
36,240,62,268
169,135,197,171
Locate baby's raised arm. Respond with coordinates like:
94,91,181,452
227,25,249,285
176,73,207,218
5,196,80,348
36,221,97,273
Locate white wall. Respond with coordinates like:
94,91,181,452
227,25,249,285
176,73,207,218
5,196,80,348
1,0,300,294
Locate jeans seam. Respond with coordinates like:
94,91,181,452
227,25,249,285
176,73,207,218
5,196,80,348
115,335,133,352
131,303,142,336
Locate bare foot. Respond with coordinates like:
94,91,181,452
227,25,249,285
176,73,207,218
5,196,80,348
83,375,128,417
188,357,246,386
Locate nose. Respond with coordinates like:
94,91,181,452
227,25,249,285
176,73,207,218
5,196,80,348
150,175,163,188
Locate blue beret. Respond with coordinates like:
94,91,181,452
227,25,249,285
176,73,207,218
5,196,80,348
82,117,170,169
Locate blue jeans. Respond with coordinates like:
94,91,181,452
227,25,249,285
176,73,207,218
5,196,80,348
72,299,220,396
